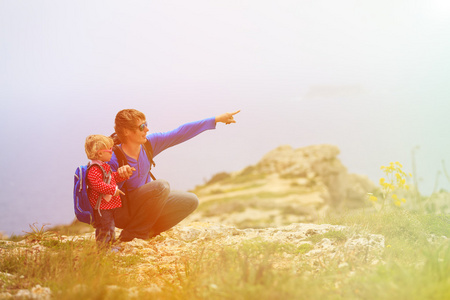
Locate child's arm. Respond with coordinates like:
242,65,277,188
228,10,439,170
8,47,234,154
87,166,118,196
113,188,125,197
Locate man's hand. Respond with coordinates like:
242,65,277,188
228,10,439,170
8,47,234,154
215,110,240,125
118,165,136,179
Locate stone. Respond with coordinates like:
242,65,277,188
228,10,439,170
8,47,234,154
191,144,376,229
1,221,387,296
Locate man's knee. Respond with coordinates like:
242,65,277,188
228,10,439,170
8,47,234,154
152,179,171,198
155,179,170,189
187,193,199,212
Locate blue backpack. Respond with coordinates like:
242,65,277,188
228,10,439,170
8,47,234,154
73,163,110,224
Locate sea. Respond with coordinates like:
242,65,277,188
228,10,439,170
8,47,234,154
0,175,75,238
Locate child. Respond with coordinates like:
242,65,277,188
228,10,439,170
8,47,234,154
84,134,134,249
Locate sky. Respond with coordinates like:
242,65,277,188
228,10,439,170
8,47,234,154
1,0,450,236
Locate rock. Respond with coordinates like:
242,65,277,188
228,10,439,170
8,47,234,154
0,292,12,299
30,285,52,300
256,144,374,205
1,221,386,296
15,289,32,298
192,144,376,229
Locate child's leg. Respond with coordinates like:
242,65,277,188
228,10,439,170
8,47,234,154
108,208,117,243
94,210,115,247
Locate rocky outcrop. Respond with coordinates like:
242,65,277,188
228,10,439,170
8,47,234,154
191,145,376,228
256,144,372,205
0,222,385,298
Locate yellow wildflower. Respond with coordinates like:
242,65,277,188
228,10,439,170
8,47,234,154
388,162,395,171
377,161,411,210
367,193,378,202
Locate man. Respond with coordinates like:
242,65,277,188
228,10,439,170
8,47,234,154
109,109,240,242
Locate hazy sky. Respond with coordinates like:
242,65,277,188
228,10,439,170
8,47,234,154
1,0,450,235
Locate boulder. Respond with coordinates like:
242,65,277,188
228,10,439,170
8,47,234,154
192,144,376,228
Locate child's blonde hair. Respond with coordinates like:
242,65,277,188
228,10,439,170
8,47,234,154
85,135,114,160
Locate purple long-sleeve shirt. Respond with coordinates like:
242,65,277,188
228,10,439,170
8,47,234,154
109,117,216,192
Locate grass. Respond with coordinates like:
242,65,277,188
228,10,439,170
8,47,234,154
0,237,154,299
323,209,450,263
1,207,449,299
172,209,449,300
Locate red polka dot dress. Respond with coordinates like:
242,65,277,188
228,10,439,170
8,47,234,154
87,161,127,210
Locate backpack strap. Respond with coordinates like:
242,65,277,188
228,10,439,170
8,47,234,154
88,162,111,183
112,141,156,181
143,140,156,181
112,145,128,168
87,162,111,217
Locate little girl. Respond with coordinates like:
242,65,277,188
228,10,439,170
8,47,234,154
85,134,134,249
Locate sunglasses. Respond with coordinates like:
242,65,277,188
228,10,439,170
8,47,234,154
137,121,148,131
98,148,113,154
